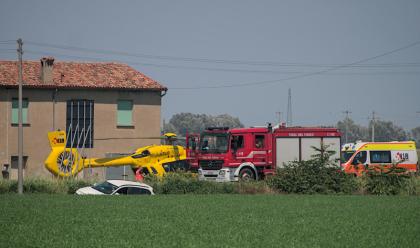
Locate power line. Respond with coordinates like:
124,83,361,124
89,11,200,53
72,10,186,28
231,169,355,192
17,39,420,89
0,40,15,44
170,39,420,89
25,40,420,68
24,49,420,76
24,50,301,74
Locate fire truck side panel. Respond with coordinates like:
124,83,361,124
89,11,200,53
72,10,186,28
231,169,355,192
276,138,299,168
275,136,341,168
323,137,341,163
301,138,322,160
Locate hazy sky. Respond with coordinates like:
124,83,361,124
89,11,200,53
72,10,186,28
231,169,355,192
1,0,419,129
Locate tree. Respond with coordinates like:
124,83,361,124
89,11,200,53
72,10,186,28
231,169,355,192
411,126,420,146
369,120,408,142
336,118,369,143
163,112,244,135
337,118,408,143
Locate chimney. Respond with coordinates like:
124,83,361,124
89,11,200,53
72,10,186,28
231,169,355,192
40,57,54,84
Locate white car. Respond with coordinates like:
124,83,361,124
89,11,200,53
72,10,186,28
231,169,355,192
75,180,155,195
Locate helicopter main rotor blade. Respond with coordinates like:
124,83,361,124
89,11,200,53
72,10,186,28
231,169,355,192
94,136,165,141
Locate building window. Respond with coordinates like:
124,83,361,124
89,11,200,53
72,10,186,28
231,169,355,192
117,100,133,126
66,100,94,148
11,98,28,124
11,156,28,169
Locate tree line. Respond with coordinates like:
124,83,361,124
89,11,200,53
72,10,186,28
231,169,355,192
163,113,420,146
163,113,243,135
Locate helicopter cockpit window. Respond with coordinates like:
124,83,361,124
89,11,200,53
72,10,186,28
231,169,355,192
132,150,151,159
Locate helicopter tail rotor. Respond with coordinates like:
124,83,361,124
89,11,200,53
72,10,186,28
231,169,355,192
44,131,84,177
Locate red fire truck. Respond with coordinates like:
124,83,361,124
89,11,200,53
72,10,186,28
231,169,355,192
195,125,341,181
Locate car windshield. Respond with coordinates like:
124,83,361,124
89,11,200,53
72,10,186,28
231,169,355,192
200,133,228,153
341,151,355,163
92,181,118,194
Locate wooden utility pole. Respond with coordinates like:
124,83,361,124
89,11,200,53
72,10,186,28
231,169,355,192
275,111,282,125
286,88,292,127
342,110,352,143
370,111,376,142
17,38,23,194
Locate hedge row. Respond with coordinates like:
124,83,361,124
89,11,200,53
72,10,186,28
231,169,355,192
0,178,92,194
144,172,273,194
0,170,418,196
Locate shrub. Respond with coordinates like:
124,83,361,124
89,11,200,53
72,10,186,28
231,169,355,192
64,179,93,194
144,172,274,194
267,144,359,194
236,181,273,194
362,164,417,195
146,172,237,194
267,160,358,194
0,179,14,193
0,178,94,194
23,178,64,193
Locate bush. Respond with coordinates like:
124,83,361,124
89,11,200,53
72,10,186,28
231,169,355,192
144,172,274,194
145,172,237,194
236,181,273,194
362,165,417,195
64,179,93,194
266,160,358,194
0,178,94,194
0,179,14,193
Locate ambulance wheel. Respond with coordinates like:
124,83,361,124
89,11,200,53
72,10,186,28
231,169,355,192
239,168,255,181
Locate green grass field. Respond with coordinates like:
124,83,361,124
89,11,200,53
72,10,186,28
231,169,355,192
0,195,419,248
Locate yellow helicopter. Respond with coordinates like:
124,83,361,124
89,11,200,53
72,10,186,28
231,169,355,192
44,130,187,178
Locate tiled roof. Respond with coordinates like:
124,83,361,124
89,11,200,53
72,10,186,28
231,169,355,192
0,59,167,91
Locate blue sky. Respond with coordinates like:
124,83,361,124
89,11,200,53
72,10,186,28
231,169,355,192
1,0,419,129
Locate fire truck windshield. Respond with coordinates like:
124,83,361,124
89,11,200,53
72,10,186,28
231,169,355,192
200,133,228,153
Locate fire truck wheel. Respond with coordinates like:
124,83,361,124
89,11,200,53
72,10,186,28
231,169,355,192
239,167,256,181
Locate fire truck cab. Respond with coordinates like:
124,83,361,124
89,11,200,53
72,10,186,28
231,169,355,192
186,133,200,172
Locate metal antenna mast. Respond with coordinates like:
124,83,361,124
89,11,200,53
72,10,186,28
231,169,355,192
286,88,292,127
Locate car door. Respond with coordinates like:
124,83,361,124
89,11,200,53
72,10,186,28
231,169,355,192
230,134,246,164
350,151,368,175
113,187,128,195
253,134,268,166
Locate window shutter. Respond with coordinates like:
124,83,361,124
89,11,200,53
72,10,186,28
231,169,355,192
117,100,133,126
11,99,28,124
